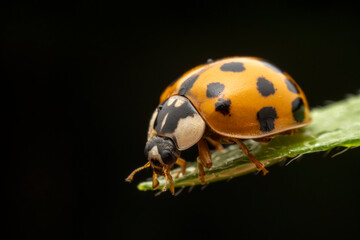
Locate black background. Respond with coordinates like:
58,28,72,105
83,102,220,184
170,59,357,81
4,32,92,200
6,1,360,240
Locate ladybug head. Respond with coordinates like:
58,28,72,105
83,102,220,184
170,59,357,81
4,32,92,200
145,136,180,174
125,136,180,194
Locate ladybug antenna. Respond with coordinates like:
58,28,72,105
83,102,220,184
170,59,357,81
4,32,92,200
125,161,151,182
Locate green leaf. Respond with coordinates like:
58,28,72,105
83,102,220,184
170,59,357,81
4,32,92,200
137,93,360,191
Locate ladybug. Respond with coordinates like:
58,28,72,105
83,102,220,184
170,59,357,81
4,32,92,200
126,57,311,194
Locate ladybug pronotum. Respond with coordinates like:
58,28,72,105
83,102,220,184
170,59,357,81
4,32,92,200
126,57,311,194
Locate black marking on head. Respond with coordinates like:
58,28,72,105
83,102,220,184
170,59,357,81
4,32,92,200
257,77,276,97
220,62,245,72
178,74,199,95
285,78,299,94
292,97,305,122
215,98,232,116
260,60,282,73
257,107,279,132
206,82,225,98
154,97,197,134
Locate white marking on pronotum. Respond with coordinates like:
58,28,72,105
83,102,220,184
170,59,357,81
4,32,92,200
147,108,158,140
166,97,176,106
172,113,206,150
174,99,185,107
166,95,186,107
160,113,169,132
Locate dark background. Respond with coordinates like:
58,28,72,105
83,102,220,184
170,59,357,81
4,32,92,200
6,1,360,240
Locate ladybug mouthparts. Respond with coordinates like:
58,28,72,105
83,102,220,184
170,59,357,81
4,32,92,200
150,159,166,175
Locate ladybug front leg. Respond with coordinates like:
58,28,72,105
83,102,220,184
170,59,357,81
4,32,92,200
152,171,160,190
196,157,206,184
206,137,224,152
163,165,175,195
173,158,187,179
197,138,213,184
232,139,269,175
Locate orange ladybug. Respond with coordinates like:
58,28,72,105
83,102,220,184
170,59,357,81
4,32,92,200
126,57,311,194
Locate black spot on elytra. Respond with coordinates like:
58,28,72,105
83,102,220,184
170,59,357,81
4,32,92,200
178,74,199,95
154,98,197,134
257,107,279,132
215,98,231,116
285,78,299,94
260,60,282,73
292,97,305,122
257,77,276,97
206,82,225,98
220,62,245,72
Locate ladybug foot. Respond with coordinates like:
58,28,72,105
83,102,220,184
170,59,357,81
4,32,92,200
196,157,207,185
251,159,269,175
257,165,269,175
198,172,206,185
232,138,269,176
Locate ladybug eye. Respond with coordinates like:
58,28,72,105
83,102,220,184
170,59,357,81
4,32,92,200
162,151,171,159
161,150,176,165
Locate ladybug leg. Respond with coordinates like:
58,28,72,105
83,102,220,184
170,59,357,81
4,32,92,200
163,166,175,195
232,139,269,175
197,138,213,184
198,138,213,169
152,171,160,190
206,137,224,152
174,158,187,179
196,157,206,184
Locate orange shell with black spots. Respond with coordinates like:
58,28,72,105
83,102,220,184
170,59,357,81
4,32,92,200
160,57,311,139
